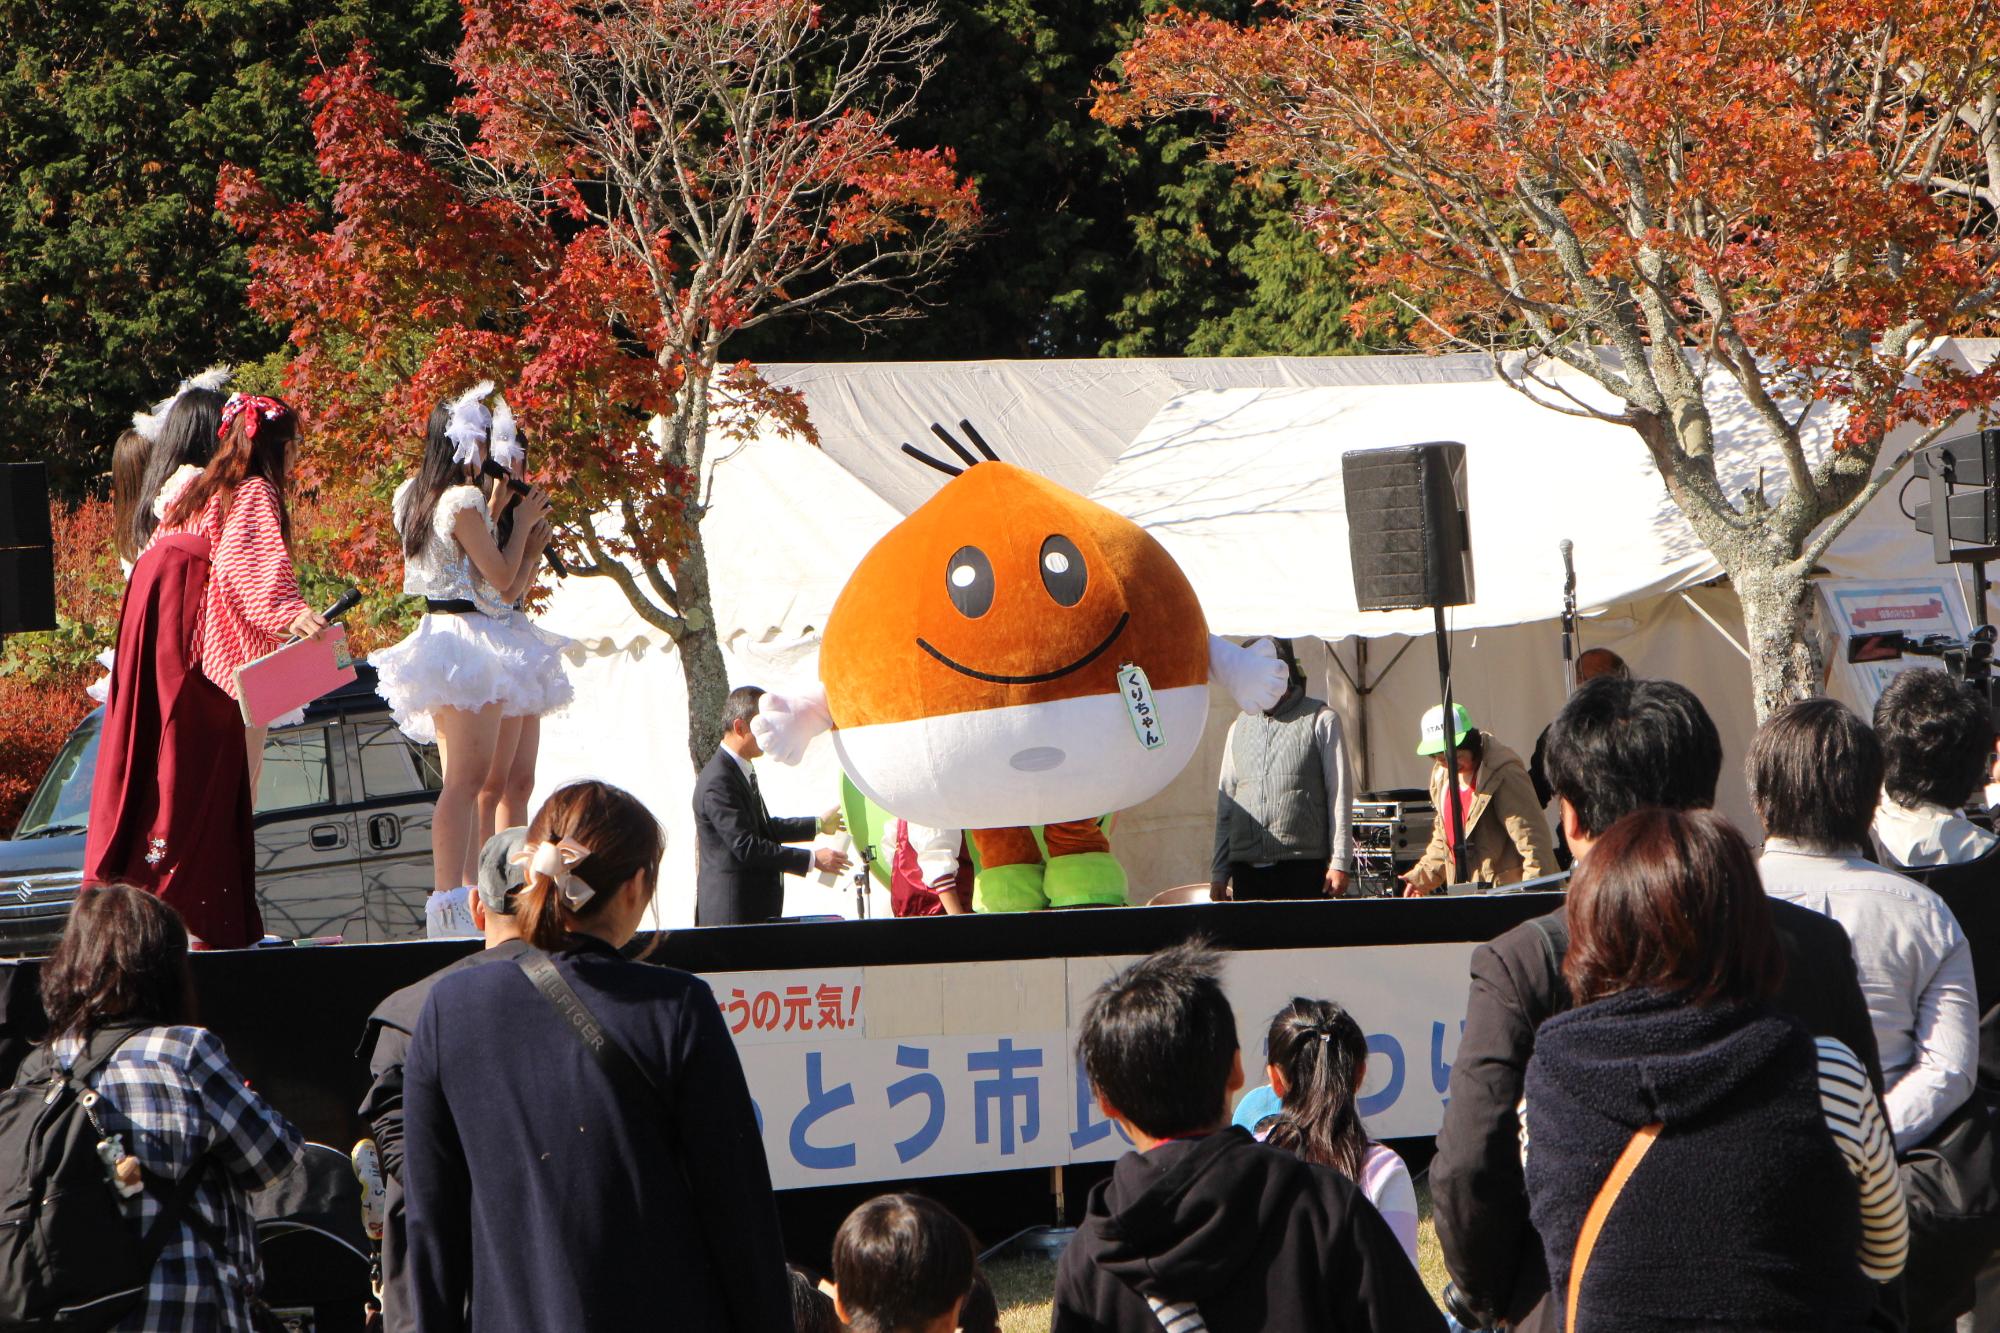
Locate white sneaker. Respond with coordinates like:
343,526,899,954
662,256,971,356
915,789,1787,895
425,887,479,938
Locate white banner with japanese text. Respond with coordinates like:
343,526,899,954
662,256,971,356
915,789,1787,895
702,942,1475,1190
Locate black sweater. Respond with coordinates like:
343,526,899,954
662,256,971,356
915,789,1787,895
1525,989,1876,1332
403,934,791,1333
1430,901,1884,1331
1052,1128,1443,1333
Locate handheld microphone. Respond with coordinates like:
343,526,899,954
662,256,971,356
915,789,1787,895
320,588,363,623
1559,538,1575,595
479,459,566,577
481,456,531,498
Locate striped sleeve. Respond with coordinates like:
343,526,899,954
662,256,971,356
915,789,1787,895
1816,1036,1909,1282
213,477,305,638
1145,1296,1207,1332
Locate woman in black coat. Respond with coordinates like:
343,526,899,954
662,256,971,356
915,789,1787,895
403,780,790,1332
1522,809,1907,1333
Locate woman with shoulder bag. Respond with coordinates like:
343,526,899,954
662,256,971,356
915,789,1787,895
25,885,303,1330
402,780,791,1332
1523,809,1907,1332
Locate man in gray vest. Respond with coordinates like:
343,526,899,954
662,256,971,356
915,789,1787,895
1209,639,1354,900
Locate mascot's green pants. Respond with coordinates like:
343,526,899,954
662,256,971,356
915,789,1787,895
969,821,1126,911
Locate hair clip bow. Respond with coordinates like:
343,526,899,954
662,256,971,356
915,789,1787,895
445,380,496,467
218,392,289,442
513,837,595,908
487,396,522,472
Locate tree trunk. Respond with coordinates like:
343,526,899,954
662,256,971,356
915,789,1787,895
1730,558,1824,720
674,522,731,768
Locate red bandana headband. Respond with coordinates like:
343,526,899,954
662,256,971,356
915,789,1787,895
219,392,289,441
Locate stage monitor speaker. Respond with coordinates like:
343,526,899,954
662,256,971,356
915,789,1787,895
0,547,56,635
0,462,51,549
1342,442,1473,611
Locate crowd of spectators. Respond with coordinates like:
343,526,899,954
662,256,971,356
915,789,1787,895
14,665,2000,1331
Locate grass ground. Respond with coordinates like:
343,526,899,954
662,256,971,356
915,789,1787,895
980,1176,1451,1332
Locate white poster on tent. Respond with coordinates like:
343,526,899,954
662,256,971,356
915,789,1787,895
704,942,1473,1189
1817,577,1971,712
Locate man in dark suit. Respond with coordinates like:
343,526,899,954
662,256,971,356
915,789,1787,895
695,686,848,925
1430,677,1888,1333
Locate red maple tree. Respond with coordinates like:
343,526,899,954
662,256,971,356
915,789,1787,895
1104,0,2000,713
223,0,979,762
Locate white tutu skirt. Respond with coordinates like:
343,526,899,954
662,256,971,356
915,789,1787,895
369,611,574,744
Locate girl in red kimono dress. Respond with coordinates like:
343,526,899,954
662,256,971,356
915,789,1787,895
85,394,323,947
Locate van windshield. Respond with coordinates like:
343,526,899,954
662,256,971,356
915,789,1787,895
15,717,98,839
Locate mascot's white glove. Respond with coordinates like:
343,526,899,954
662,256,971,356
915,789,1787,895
750,685,832,765
1209,634,1288,713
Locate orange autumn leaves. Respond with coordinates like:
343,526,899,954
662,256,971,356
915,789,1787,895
219,0,979,604
1099,0,2000,446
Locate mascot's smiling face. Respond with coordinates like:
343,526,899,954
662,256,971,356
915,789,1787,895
819,460,1211,828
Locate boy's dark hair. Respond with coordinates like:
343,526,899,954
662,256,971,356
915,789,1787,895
723,685,766,734
1078,940,1238,1139
1564,808,1783,1006
957,1269,999,1333
1874,668,1994,810
788,1265,838,1333
1747,698,1882,851
832,1194,976,1333
1543,677,1722,837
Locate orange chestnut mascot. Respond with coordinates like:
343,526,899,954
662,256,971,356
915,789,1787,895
755,422,1285,910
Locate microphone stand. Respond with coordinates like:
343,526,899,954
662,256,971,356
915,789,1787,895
1560,540,1578,697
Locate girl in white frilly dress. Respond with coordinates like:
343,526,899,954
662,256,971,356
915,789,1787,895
473,415,568,856
370,383,571,936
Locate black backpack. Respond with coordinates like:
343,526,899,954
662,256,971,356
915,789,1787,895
0,1025,204,1331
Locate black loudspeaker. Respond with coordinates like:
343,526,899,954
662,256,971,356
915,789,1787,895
0,463,56,635
0,463,52,548
1342,442,1474,611
0,548,57,635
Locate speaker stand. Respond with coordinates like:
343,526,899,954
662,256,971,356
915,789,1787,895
1433,602,1470,886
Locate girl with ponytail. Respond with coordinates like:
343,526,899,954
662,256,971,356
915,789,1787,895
400,781,791,1332
511,780,664,952
1257,998,1420,1268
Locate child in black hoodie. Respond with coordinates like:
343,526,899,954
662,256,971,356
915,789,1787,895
1053,942,1444,1333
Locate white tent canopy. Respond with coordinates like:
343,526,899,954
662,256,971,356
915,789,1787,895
1090,364,1960,641
530,346,1996,921
762,354,1495,517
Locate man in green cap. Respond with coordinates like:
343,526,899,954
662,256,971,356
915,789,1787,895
1401,703,1552,894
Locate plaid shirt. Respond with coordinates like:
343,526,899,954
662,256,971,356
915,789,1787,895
52,1025,302,1332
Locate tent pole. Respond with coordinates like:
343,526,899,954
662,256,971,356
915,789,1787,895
1354,638,1370,794
1434,603,1469,886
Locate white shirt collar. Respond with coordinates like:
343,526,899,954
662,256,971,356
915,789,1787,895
720,744,754,781
1760,837,1859,862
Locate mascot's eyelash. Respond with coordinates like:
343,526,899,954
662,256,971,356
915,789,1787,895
900,419,1003,478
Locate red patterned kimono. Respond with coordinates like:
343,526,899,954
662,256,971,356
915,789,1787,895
84,533,260,947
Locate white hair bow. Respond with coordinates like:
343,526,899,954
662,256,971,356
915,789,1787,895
445,380,496,467
488,395,522,472
513,837,594,908
132,365,233,442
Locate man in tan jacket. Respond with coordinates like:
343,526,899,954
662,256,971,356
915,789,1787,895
1402,703,1554,894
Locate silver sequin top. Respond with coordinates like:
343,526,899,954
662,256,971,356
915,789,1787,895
395,481,492,605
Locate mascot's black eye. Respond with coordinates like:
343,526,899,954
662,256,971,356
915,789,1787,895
946,546,994,618
1040,534,1087,607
